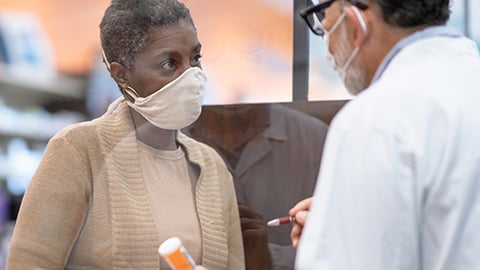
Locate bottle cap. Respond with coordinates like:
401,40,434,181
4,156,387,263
158,236,182,256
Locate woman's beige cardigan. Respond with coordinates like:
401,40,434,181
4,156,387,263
7,101,245,269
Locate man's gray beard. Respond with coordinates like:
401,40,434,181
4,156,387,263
345,58,367,95
336,25,368,95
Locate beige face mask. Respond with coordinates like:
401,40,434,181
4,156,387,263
125,67,207,130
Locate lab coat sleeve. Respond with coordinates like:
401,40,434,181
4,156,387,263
295,116,420,270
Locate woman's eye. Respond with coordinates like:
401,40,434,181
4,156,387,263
192,54,202,66
161,60,175,70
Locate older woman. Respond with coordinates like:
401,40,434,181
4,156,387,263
6,0,245,269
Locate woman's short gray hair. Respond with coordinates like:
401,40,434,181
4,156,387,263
100,0,194,68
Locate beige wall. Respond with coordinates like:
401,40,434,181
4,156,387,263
0,0,293,103
0,0,110,74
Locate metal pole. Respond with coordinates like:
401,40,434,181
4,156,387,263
292,0,310,101
464,0,471,37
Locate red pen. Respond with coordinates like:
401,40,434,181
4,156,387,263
267,216,296,227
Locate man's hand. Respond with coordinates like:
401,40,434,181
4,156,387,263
288,197,312,248
238,203,272,270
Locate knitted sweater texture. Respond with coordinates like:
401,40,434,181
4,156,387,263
7,101,245,270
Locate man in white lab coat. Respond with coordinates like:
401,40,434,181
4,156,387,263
290,0,480,269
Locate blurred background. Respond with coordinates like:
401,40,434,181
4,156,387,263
0,0,478,267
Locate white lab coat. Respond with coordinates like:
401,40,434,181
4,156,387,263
296,32,480,270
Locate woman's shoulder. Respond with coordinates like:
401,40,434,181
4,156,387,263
46,119,105,158
52,120,98,143
51,103,131,147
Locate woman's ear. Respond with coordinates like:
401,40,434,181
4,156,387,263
344,5,368,47
109,62,129,90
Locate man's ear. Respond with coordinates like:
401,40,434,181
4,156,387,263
109,62,130,90
344,5,368,47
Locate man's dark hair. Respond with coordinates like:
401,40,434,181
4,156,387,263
100,0,194,68
373,0,450,27
348,0,451,28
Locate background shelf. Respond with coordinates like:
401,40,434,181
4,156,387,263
0,73,85,108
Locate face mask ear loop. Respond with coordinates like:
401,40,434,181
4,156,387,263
102,49,132,100
328,12,347,36
351,6,367,34
339,46,360,74
339,6,366,74
125,86,141,99
101,49,111,71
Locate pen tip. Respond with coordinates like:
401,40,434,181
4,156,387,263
267,219,279,227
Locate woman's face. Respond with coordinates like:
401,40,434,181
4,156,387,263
127,19,202,97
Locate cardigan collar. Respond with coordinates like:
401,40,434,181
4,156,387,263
96,100,229,269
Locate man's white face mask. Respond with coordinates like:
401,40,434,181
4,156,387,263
125,67,207,130
324,6,368,94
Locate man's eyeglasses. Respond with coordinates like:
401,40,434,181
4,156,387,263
300,0,368,37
